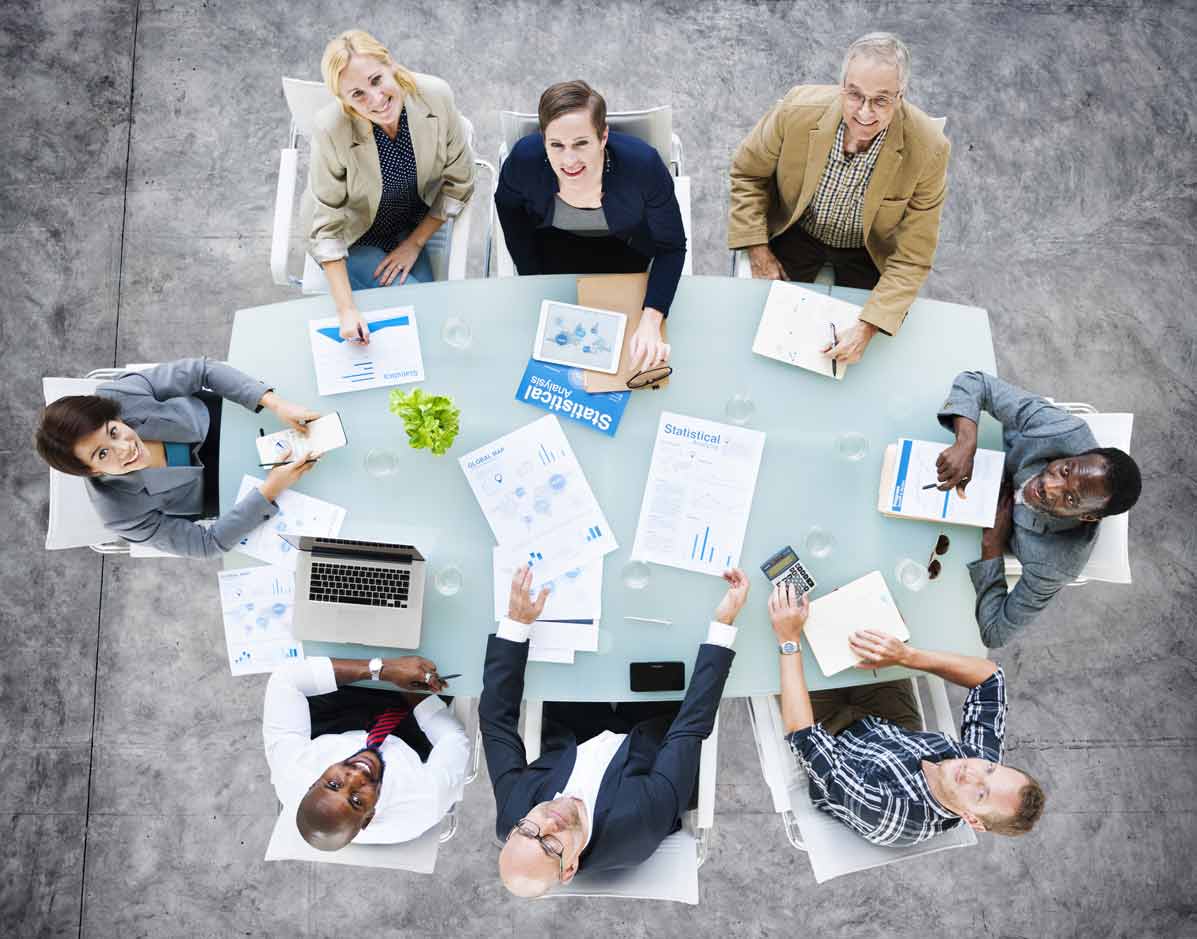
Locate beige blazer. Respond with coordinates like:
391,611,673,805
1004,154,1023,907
306,72,476,264
728,85,950,335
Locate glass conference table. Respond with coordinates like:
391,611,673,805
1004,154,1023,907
222,274,997,700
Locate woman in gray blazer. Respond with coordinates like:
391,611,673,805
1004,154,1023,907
309,30,477,345
35,358,320,559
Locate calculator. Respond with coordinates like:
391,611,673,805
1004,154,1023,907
759,545,817,597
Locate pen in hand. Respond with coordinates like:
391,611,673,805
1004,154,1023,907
830,324,838,377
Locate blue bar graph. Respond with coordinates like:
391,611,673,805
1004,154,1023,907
585,525,603,542
538,442,558,465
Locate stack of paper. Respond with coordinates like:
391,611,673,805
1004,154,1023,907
877,439,1005,528
217,566,305,676
460,415,617,664
492,549,601,663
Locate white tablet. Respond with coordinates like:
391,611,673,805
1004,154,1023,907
533,300,627,374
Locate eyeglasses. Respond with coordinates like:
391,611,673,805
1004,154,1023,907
841,86,899,112
927,534,950,580
508,818,566,875
627,365,673,390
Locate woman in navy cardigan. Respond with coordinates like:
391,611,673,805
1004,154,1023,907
494,81,686,373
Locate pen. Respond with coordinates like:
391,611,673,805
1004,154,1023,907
921,483,941,490
257,457,319,468
830,324,838,377
436,673,462,682
625,616,672,625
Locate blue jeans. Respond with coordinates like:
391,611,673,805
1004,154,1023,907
345,224,448,289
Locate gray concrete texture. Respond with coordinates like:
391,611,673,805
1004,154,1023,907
1,0,1193,935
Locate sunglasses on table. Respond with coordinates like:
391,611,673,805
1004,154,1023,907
927,534,950,580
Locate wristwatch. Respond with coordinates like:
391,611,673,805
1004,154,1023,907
778,640,800,655
368,657,383,682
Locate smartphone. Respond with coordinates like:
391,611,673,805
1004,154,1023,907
629,661,685,692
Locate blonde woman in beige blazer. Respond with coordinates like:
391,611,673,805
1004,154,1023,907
309,30,476,343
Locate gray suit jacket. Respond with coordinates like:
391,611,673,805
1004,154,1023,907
89,358,278,559
938,371,1099,647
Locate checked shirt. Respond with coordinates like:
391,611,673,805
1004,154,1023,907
798,121,888,249
786,668,1007,846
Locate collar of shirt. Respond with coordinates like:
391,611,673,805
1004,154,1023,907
557,729,627,852
833,121,888,165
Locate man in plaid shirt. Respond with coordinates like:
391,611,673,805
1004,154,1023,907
766,584,1045,847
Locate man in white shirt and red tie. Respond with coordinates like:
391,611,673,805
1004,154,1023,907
482,565,748,897
262,653,469,851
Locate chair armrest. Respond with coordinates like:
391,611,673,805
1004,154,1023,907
732,249,752,278
523,699,543,763
745,696,793,813
674,176,692,276
695,709,719,831
271,148,299,287
925,675,958,741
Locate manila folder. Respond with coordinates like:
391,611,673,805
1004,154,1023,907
578,273,671,393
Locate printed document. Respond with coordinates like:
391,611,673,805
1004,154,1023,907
217,565,304,676
752,281,862,380
309,306,425,396
234,475,347,570
632,412,766,576
878,439,1004,527
459,415,618,582
803,570,909,676
492,547,602,621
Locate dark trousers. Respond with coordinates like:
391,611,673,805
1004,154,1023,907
307,686,434,761
769,222,881,290
536,229,650,276
542,700,700,811
810,679,922,736
195,390,223,519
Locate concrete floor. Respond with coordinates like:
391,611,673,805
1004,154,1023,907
2,0,1195,936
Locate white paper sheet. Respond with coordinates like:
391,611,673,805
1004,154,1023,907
255,413,346,464
233,476,348,570
803,570,910,676
217,566,304,676
631,412,766,577
492,547,602,621
308,306,425,397
528,644,576,664
752,281,862,380
459,415,618,582
532,620,599,652
885,438,1004,527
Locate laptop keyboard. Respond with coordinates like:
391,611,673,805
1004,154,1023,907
309,562,410,608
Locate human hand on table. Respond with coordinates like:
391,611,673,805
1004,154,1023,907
338,307,371,345
768,582,810,643
821,321,878,365
713,568,750,625
383,656,447,692
260,445,320,502
374,236,423,287
980,476,1015,560
261,393,321,435
507,565,550,625
849,629,911,669
628,308,670,374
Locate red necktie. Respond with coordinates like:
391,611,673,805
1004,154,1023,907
365,707,409,750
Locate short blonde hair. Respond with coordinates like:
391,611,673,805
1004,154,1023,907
321,29,417,119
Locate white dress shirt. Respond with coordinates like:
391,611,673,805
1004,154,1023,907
262,657,470,844
495,616,739,850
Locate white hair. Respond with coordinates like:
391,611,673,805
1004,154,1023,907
840,32,911,92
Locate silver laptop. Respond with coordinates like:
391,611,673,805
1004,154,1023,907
281,535,426,649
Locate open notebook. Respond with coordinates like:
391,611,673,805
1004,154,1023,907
752,281,862,380
804,571,909,676
877,439,1004,528
255,412,347,464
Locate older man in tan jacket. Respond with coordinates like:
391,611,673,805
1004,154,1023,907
728,33,950,365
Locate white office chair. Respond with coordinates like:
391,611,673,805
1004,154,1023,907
520,699,717,904
487,106,693,279
264,801,447,872
271,77,495,292
730,115,948,287
1004,405,1134,588
745,676,976,884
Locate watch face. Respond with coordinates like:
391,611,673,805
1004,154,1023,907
780,641,799,654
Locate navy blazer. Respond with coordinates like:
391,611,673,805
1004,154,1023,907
494,131,687,315
480,634,733,873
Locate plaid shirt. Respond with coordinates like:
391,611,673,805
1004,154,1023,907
786,668,1007,847
798,122,888,248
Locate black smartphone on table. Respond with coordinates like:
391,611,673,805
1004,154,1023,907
629,661,685,692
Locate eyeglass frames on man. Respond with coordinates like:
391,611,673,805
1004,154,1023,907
927,533,950,580
507,818,566,875
841,86,899,112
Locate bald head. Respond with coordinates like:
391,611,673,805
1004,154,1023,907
296,748,383,851
499,837,560,897
297,788,363,851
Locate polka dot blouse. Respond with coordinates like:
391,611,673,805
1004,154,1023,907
354,107,429,251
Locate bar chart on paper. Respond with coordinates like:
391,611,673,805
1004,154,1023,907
308,306,425,396
632,412,766,577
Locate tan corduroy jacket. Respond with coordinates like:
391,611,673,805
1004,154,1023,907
728,85,950,335
306,72,476,264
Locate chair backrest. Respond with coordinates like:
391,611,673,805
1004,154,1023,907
264,806,440,872
498,106,675,173
1075,411,1134,583
282,77,335,138
540,830,699,904
41,377,118,550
